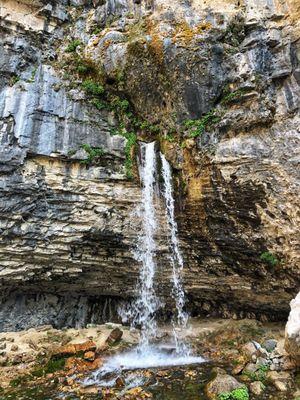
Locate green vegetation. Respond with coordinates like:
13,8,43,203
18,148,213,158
9,375,30,388
9,75,20,86
165,133,175,142
218,387,249,400
184,110,221,138
111,128,137,178
124,131,137,178
82,79,105,96
9,357,65,388
260,251,279,267
80,144,104,165
110,96,130,113
65,39,82,53
243,364,269,382
31,357,66,378
221,88,248,105
91,98,108,110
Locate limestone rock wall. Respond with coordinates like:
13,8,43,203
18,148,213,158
0,0,299,330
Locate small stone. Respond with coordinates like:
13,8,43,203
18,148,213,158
0,356,8,366
274,380,287,391
256,357,268,366
232,363,245,375
243,363,259,373
250,381,265,395
105,328,123,346
10,344,18,352
0,343,6,350
66,377,75,386
84,351,95,361
116,376,125,387
266,370,291,383
263,339,277,352
80,387,99,395
11,354,22,364
242,342,257,358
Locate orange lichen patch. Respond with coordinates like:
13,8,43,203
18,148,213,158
145,19,166,64
92,36,100,46
172,21,212,45
102,39,113,50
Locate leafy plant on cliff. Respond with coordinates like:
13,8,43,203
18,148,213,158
184,110,221,138
220,87,249,105
124,131,137,178
111,128,137,178
9,75,20,86
260,251,279,267
65,39,82,53
80,144,104,165
82,79,105,96
218,387,249,400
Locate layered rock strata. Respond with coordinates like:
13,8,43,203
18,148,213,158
0,0,299,330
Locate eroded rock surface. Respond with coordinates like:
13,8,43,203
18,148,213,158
0,0,299,330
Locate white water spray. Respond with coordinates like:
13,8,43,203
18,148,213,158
160,153,189,354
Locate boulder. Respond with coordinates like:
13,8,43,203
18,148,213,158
274,381,287,391
83,351,95,361
241,342,257,358
263,339,277,352
205,372,245,399
250,381,265,395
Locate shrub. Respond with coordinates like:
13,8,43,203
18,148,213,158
9,75,20,86
80,144,104,164
218,387,249,400
184,110,220,138
65,39,81,53
243,364,269,382
124,131,137,178
82,79,104,96
260,251,278,267
91,98,108,110
220,88,248,105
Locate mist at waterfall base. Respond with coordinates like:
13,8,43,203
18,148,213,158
86,142,204,387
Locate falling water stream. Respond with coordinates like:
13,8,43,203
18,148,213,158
160,152,189,355
86,142,203,388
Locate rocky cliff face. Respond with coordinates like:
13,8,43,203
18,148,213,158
0,0,299,331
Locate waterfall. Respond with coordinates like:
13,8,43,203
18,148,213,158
160,153,189,354
131,141,160,350
86,142,203,381
121,142,189,354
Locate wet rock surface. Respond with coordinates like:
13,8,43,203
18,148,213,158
0,0,299,329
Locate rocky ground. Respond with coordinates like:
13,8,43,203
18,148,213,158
0,318,299,399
